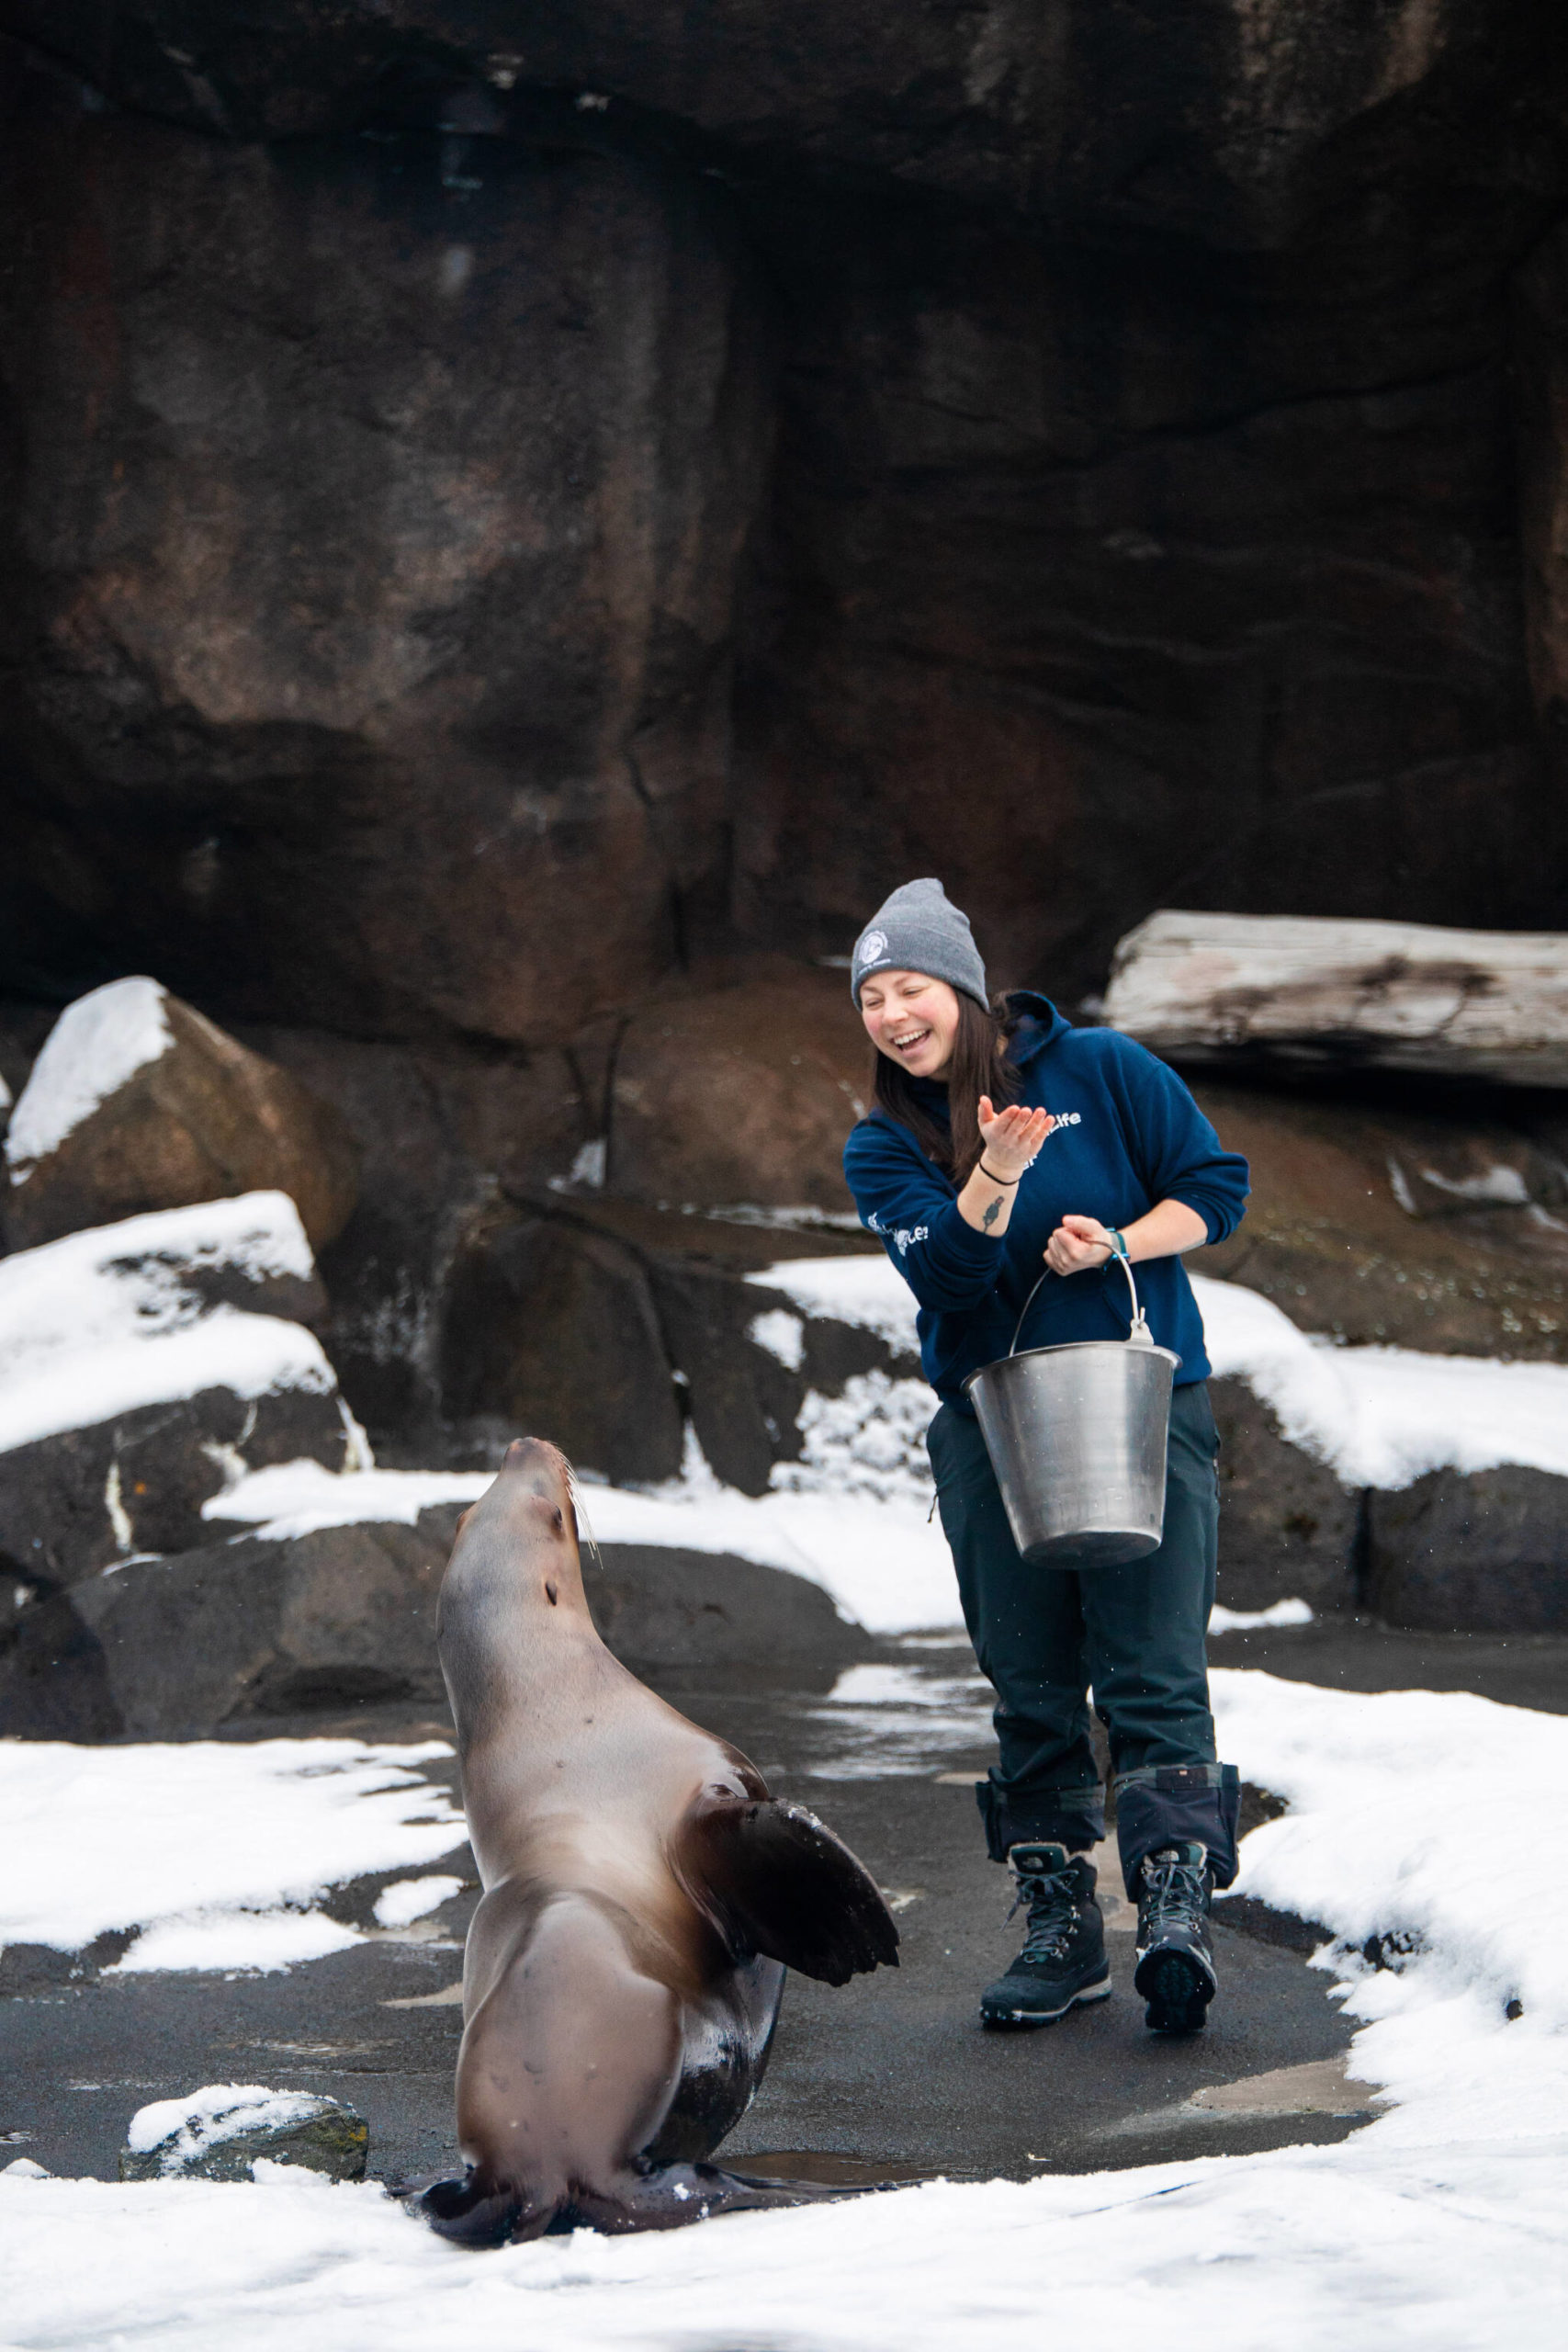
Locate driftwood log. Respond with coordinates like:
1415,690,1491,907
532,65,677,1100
1103,912,1568,1088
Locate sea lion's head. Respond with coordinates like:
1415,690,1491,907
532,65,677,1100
446,1435,587,1619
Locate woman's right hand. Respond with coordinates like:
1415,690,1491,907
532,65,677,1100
977,1097,1055,1182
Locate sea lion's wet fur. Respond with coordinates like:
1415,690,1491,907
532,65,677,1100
413,1438,898,2244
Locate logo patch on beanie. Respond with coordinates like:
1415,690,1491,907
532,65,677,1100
856,929,888,970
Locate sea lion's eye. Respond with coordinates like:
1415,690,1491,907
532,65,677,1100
545,1580,558,1606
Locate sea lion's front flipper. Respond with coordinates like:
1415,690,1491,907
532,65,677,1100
676,1795,899,1986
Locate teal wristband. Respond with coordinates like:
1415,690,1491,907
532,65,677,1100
1104,1228,1127,1260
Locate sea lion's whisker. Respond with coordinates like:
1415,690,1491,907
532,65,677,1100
566,1465,604,1573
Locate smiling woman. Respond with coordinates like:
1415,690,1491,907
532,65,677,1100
843,878,1251,2041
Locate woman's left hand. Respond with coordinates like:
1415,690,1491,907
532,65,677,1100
1044,1215,1116,1274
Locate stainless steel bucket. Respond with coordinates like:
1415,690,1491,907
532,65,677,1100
963,1251,1179,1567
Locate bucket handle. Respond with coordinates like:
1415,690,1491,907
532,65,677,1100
1009,1232,1154,1357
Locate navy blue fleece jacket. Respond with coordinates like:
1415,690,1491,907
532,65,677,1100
842,995,1249,1409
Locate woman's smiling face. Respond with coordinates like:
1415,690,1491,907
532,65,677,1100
859,968,963,1080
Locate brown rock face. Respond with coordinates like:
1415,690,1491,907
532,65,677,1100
5,986,358,1252
0,52,765,1042
610,967,869,1211
438,1204,685,1484
237,1021,591,1445
4,13,1568,1034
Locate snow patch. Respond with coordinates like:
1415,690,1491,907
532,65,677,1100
0,1193,332,1458
1209,1597,1314,1633
1194,1272,1568,1487
746,1253,920,1352
372,1875,465,1929
6,977,173,1179
575,1442,957,1633
747,1306,805,1369
204,1460,490,1538
113,1909,366,1976
0,1737,462,1967
1213,1670,1568,2030
773,1372,934,1504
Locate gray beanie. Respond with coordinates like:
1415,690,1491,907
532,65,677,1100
850,877,988,1009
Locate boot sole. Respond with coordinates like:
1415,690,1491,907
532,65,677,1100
1134,1949,1213,2035
979,1973,1112,2030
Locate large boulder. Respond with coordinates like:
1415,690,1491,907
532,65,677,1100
1366,1468,1568,1633
437,1205,684,1484
1211,1376,1359,1616
0,1385,356,1596
0,1194,359,1590
237,1021,592,1449
29,1520,452,1738
0,1509,873,1739
578,1543,873,1688
5,978,357,1252
451,1195,913,1497
609,967,869,1213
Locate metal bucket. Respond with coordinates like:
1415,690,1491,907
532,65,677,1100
963,1250,1179,1567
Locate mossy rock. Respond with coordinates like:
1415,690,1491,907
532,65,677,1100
119,2091,367,2182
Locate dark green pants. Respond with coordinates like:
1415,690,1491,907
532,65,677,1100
928,1381,1239,1894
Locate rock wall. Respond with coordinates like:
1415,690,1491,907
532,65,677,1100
0,42,766,1039
5,7,1568,1024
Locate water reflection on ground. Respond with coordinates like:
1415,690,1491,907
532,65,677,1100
805,1652,993,1780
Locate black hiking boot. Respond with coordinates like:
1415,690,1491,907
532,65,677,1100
978,1842,1111,2030
1134,1841,1217,2034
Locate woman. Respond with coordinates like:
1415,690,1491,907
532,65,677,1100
842,879,1250,2036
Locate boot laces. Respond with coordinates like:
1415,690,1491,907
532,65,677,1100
1008,1869,1079,1963
1141,1849,1208,1933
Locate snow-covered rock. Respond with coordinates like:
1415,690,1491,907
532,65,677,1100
4,978,357,1251
0,1195,365,1589
6,977,174,1174
119,2087,368,2183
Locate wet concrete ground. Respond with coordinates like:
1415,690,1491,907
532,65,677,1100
5,1621,1562,2190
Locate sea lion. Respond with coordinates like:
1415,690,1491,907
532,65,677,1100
412,1435,898,2245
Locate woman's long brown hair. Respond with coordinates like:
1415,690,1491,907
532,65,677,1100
870,994,1021,1184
